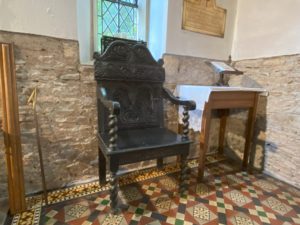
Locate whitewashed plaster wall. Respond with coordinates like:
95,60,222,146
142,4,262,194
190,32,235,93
77,0,94,63
232,0,300,60
165,0,238,60
5,0,300,61
0,0,238,62
0,0,78,40
147,0,168,60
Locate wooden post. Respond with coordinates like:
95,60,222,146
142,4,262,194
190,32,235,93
198,102,212,181
0,43,26,213
242,93,259,170
218,109,229,155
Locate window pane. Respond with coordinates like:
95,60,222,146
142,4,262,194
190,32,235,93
103,1,118,35
119,5,137,39
97,0,138,50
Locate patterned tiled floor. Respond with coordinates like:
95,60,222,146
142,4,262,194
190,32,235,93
4,159,300,225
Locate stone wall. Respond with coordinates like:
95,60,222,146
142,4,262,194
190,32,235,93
163,54,219,86
231,55,300,188
0,31,98,197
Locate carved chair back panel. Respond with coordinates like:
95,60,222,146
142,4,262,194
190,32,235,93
98,81,164,131
94,41,166,132
94,41,165,83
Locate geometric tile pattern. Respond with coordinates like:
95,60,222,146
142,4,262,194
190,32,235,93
262,196,293,215
187,203,218,224
253,179,278,192
142,182,161,196
99,214,127,225
120,186,143,202
195,183,214,197
151,195,177,213
4,160,300,225
64,203,89,222
231,212,258,225
154,196,172,211
224,190,252,207
159,177,177,191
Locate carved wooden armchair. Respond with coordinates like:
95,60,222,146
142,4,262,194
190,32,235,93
94,41,196,213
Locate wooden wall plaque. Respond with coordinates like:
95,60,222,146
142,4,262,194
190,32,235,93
182,0,227,37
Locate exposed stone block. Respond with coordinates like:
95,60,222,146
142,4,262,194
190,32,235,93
60,73,80,80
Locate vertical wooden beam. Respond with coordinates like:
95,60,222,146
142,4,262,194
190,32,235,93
242,93,259,170
0,43,26,214
198,102,212,181
218,109,229,155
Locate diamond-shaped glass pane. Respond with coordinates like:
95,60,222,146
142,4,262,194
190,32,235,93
97,0,138,50
103,2,119,34
119,5,136,39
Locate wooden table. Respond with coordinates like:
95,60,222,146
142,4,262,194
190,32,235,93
198,90,262,180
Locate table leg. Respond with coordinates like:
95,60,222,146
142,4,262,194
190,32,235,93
218,109,229,155
179,154,188,196
99,146,107,185
242,94,259,170
157,158,163,169
110,170,118,214
198,104,212,181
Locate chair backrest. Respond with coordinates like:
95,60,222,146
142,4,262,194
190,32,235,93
101,35,147,53
94,41,165,132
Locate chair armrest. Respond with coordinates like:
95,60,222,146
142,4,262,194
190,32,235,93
97,87,120,115
162,87,196,110
97,87,119,151
162,87,196,140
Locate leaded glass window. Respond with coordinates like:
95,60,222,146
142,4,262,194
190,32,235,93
97,0,138,50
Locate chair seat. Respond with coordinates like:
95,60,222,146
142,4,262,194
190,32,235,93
100,127,191,154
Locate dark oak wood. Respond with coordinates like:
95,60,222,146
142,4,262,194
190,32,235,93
198,91,261,180
98,146,106,185
101,35,147,53
94,40,195,213
0,43,26,213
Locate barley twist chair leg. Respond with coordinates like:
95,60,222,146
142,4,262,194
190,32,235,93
110,171,119,214
179,155,189,196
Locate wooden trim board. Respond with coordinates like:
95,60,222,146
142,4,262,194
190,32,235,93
0,43,26,213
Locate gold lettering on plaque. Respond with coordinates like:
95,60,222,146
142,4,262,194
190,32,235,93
182,0,227,37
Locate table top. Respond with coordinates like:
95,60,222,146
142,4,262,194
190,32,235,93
176,85,266,93
176,85,266,131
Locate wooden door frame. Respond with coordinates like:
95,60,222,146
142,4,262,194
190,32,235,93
0,42,26,214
